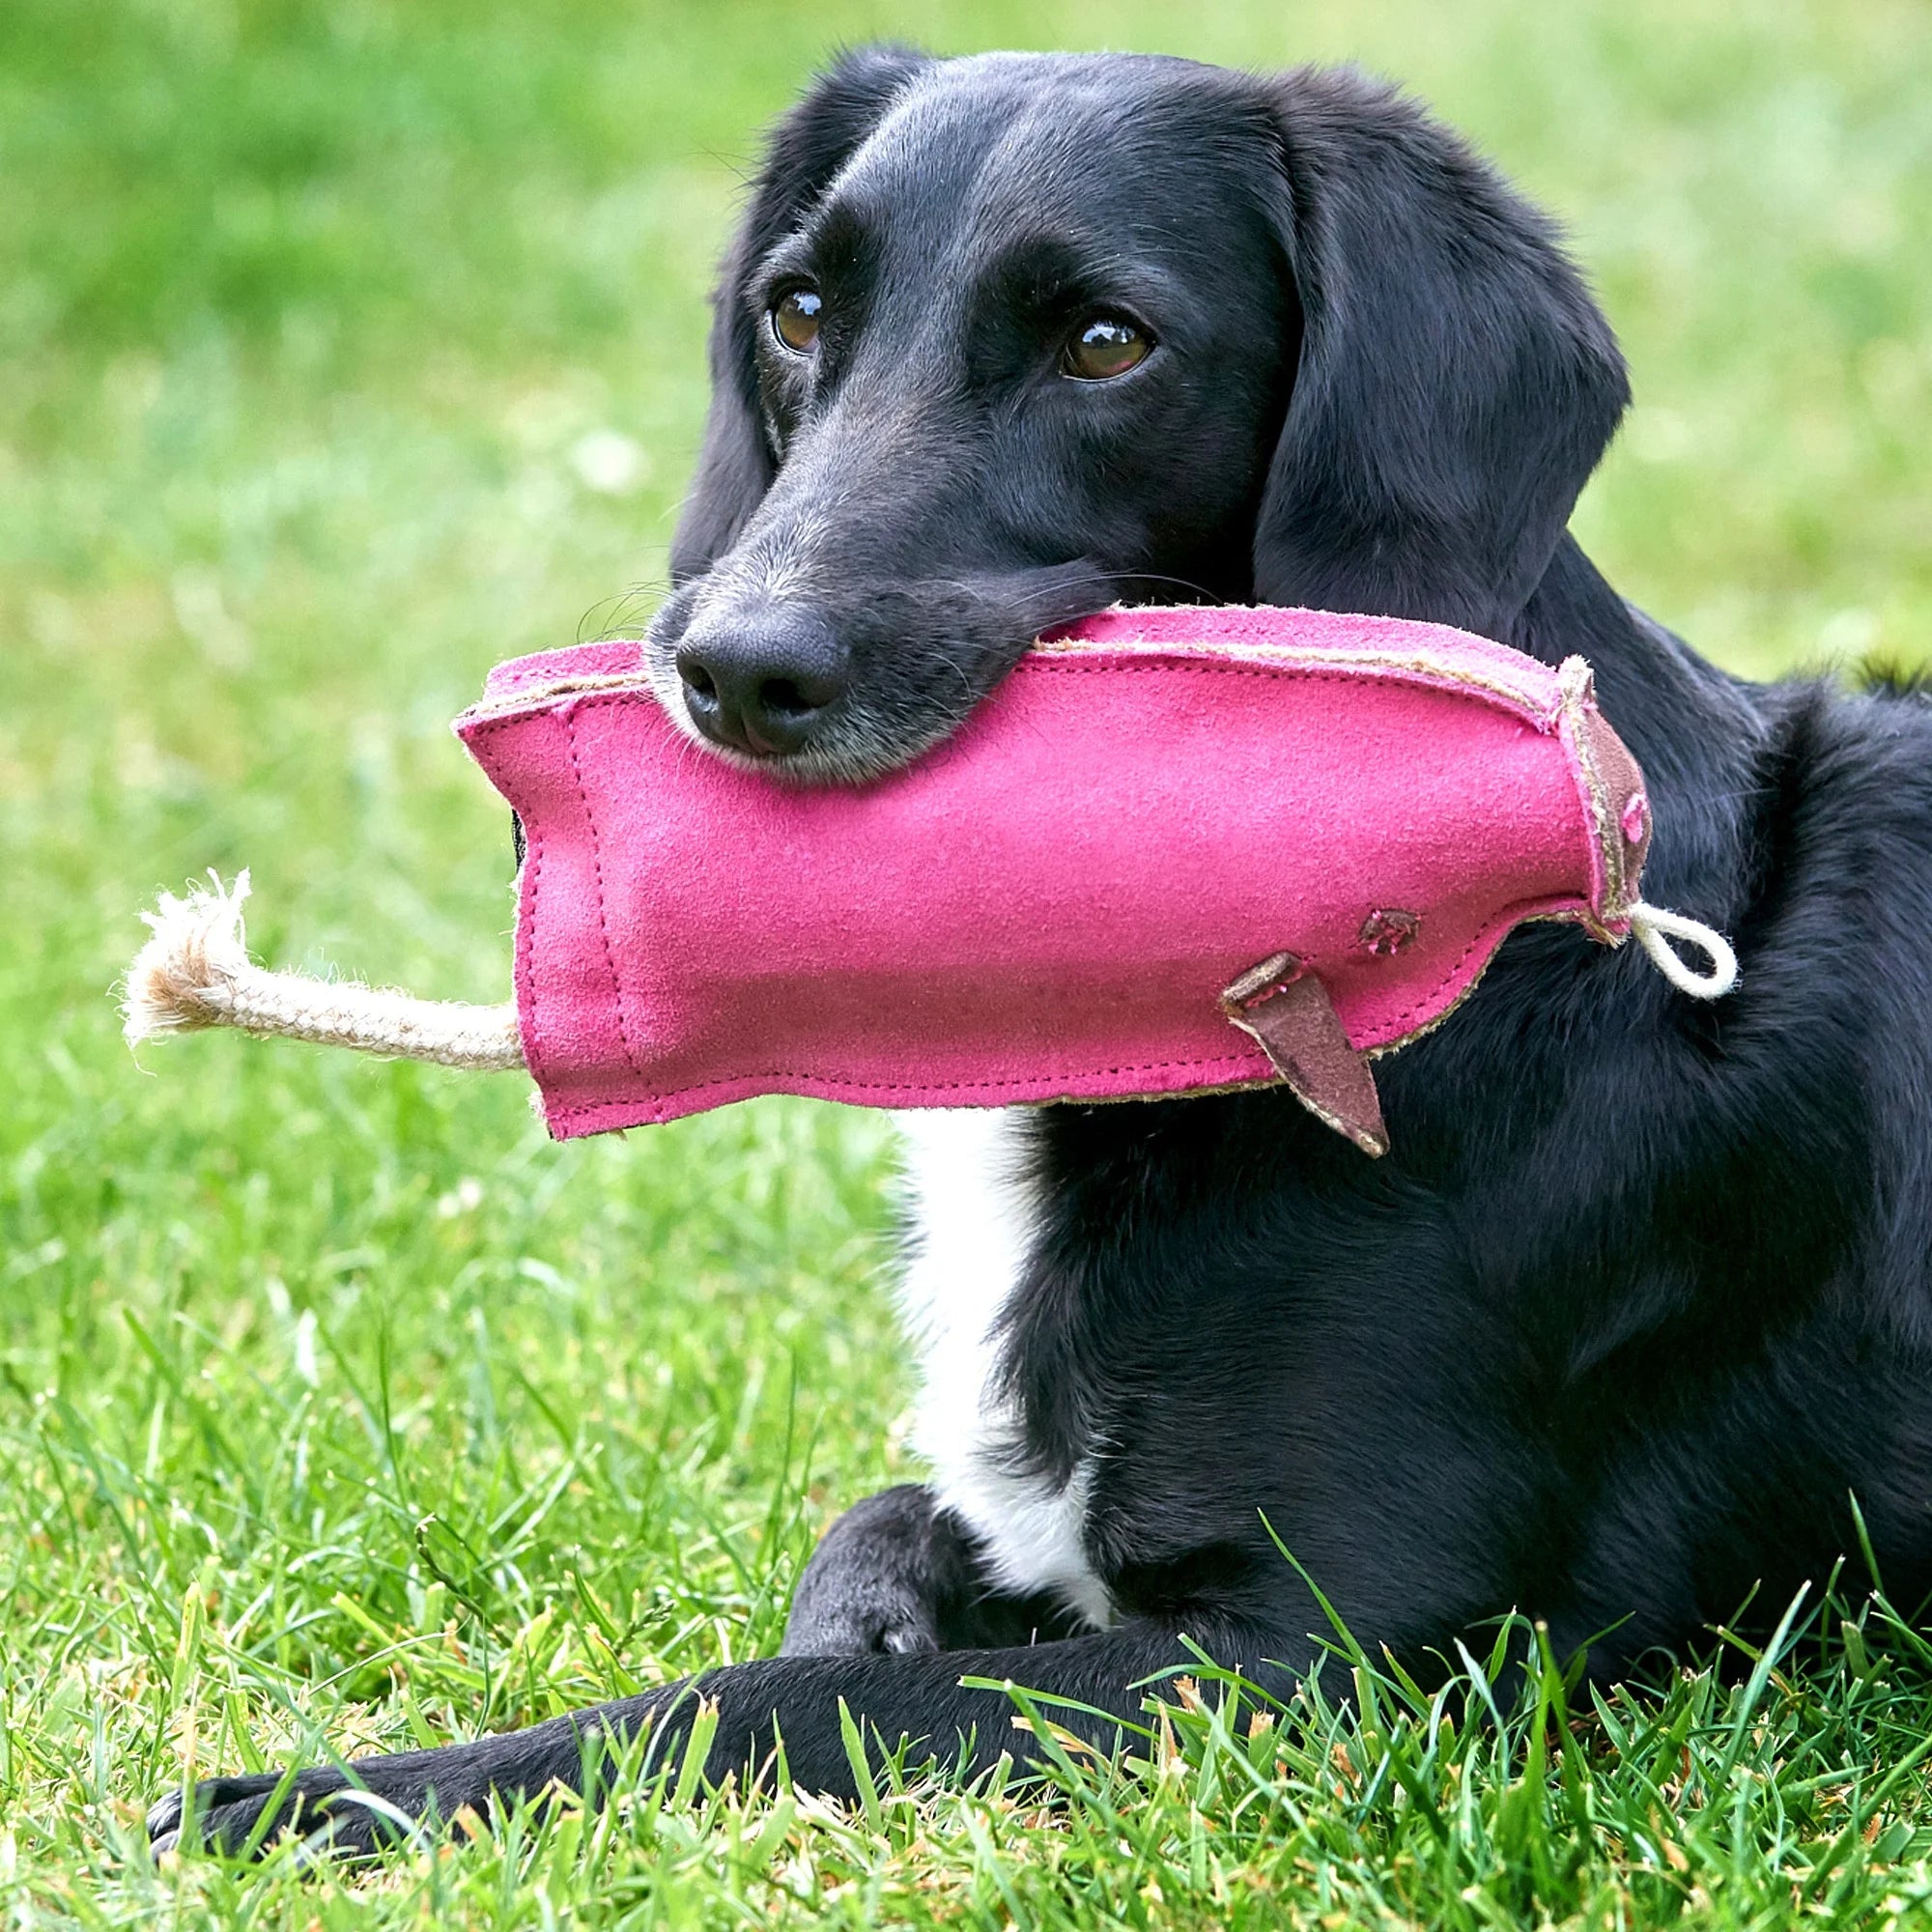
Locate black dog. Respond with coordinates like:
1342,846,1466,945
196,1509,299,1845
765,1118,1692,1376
152,47,1932,1859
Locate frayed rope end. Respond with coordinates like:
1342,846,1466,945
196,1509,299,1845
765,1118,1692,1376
122,870,525,1071
125,869,256,1046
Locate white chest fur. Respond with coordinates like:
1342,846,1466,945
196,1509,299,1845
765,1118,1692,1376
892,1110,1111,1631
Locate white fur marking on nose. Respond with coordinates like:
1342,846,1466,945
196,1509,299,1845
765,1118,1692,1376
748,512,830,602
701,508,831,609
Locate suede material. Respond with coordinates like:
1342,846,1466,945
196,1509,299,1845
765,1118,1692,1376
454,607,1650,1140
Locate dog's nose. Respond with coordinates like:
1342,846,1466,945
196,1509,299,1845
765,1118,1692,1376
676,608,847,757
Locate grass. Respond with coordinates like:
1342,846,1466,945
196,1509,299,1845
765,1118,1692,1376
3,0,1931,1922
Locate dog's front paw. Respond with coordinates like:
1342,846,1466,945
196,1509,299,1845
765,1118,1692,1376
781,1487,955,1657
781,1592,945,1658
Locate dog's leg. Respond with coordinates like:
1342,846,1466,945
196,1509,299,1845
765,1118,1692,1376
148,1614,1276,1860
781,1484,1088,1658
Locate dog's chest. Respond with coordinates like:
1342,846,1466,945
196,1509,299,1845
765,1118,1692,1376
892,1110,1112,1630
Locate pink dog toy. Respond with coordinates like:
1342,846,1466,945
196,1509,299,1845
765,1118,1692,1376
126,607,1735,1155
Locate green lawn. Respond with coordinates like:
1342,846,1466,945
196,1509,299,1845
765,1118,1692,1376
5,0,1932,1923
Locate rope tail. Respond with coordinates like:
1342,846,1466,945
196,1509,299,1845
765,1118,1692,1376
124,871,526,1072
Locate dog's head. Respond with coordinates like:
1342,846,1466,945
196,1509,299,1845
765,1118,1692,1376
645,49,1630,783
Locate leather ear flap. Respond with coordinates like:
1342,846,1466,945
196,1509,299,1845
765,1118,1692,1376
669,44,932,584
1252,70,1630,639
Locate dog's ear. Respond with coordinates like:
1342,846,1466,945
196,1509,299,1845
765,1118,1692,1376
670,44,930,584
1252,70,1630,638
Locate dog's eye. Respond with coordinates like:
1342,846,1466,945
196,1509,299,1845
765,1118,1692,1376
1062,315,1151,382
771,288,823,355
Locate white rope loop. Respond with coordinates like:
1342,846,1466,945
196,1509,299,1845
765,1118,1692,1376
1628,900,1739,1000
125,871,526,1072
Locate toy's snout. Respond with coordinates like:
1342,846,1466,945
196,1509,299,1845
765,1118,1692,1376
675,603,850,759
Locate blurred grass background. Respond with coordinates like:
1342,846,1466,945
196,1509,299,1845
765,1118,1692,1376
3,0,1930,1920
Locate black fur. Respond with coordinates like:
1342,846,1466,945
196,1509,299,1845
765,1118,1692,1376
151,49,1932,1860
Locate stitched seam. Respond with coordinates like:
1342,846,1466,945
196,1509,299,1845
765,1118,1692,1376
464,657,1544,724
545,1078,1289,1131
1375,893,1599,1037
520,820,543,1078
518,819,546,1079
542,1047,1270,1120
461,670,657,719
1028,642,1557,724
565,709,645,1081
465,733,544,1080
457,654,1565,739
1558,665,1619,920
